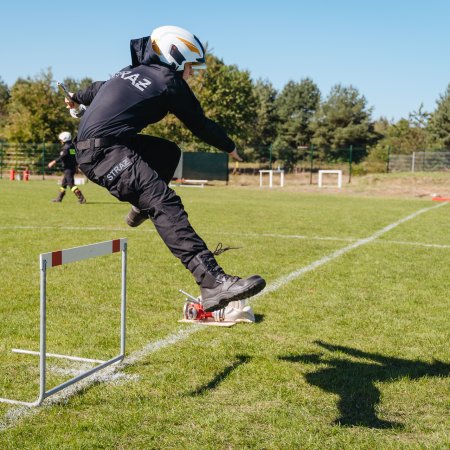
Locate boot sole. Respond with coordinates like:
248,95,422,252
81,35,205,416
203,277,266,313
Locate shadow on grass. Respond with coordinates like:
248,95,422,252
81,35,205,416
280,341,450,429
254,313,265,323
189,354,251,396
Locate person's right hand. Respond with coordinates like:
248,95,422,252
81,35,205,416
64,93,78,109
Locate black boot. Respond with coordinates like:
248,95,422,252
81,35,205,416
188,251,266,312
52,189,65,202
73,187,86,204
125,206,148,227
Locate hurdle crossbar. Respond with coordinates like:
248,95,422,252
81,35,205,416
0,238,127,407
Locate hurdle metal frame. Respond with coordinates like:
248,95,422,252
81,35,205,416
0,238,127,407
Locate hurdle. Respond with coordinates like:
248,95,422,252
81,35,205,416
0,238,127,407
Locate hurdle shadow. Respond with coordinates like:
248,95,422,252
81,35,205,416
279,341,450,429
189,354,251,396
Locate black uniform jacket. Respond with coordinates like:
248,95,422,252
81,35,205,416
55,141,77,170
73,36,235,153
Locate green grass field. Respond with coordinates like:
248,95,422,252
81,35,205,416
0,178,449,449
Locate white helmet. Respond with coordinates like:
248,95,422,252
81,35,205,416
58,131,72,142
150,26,206,71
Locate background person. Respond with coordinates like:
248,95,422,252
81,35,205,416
48,131,86,204
65,25,265,312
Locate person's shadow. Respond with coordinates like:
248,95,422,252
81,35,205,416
280,341,449,428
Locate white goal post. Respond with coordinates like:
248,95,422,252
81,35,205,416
318,170,343,188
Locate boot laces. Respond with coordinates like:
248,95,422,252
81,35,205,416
212,242,242,256
199,252,224,277
199,248,240,284
217,273,240,283
198,252,239,283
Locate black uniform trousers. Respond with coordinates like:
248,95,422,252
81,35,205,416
76,134,208,267
61,169,76,189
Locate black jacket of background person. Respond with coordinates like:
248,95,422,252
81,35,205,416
55,141,77,171
72,36,235,154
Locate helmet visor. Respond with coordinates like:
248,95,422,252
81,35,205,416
190,61,206,70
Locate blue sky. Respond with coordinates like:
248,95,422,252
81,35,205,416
1,0,449,121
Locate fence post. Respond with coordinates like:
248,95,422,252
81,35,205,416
309,144,314,185
386,145,391,173
42,142,45,180
348,144,353,183
412,152,415,173
0,141,3,180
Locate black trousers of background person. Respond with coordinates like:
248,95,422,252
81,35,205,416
76,134,208,267
61,168,76,189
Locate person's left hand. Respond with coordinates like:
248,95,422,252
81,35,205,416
229,148,243,162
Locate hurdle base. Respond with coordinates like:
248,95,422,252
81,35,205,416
0,353,124,407
178,318,237,327
12,348,106,364
0,397,38,407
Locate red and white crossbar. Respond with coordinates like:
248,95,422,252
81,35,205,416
41,238,124,268
0,238,127,407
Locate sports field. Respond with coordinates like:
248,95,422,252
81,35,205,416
0,178,449,449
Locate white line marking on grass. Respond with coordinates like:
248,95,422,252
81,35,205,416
48,364,142,384
224,231,357,243
377,240,450,249
3,227,450,250
0,225,147,232
257,202,447,295
0,202,446,431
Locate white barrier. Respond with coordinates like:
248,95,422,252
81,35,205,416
318,170,342,188
259,169,284,188
0,238,127,407
170,179,208,188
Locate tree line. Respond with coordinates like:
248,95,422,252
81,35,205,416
1,53,449,170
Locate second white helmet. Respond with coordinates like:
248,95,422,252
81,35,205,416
58,131,72,142
150,26,206,71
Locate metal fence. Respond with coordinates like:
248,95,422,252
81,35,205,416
0,142,60,179
388,151,450,172
263,145,368,183
2,141,449,181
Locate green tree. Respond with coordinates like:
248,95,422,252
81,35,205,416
429,84,450,148
310,84,374,161
249,79,278,163
0,77,10,139
386,119,430,153
272,78,320,169
409,103,430,129
62,77,94,94
4,69,77,142
367,105,435,164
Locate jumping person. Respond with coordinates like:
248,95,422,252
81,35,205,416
48,131,86,204
65,26,265,312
